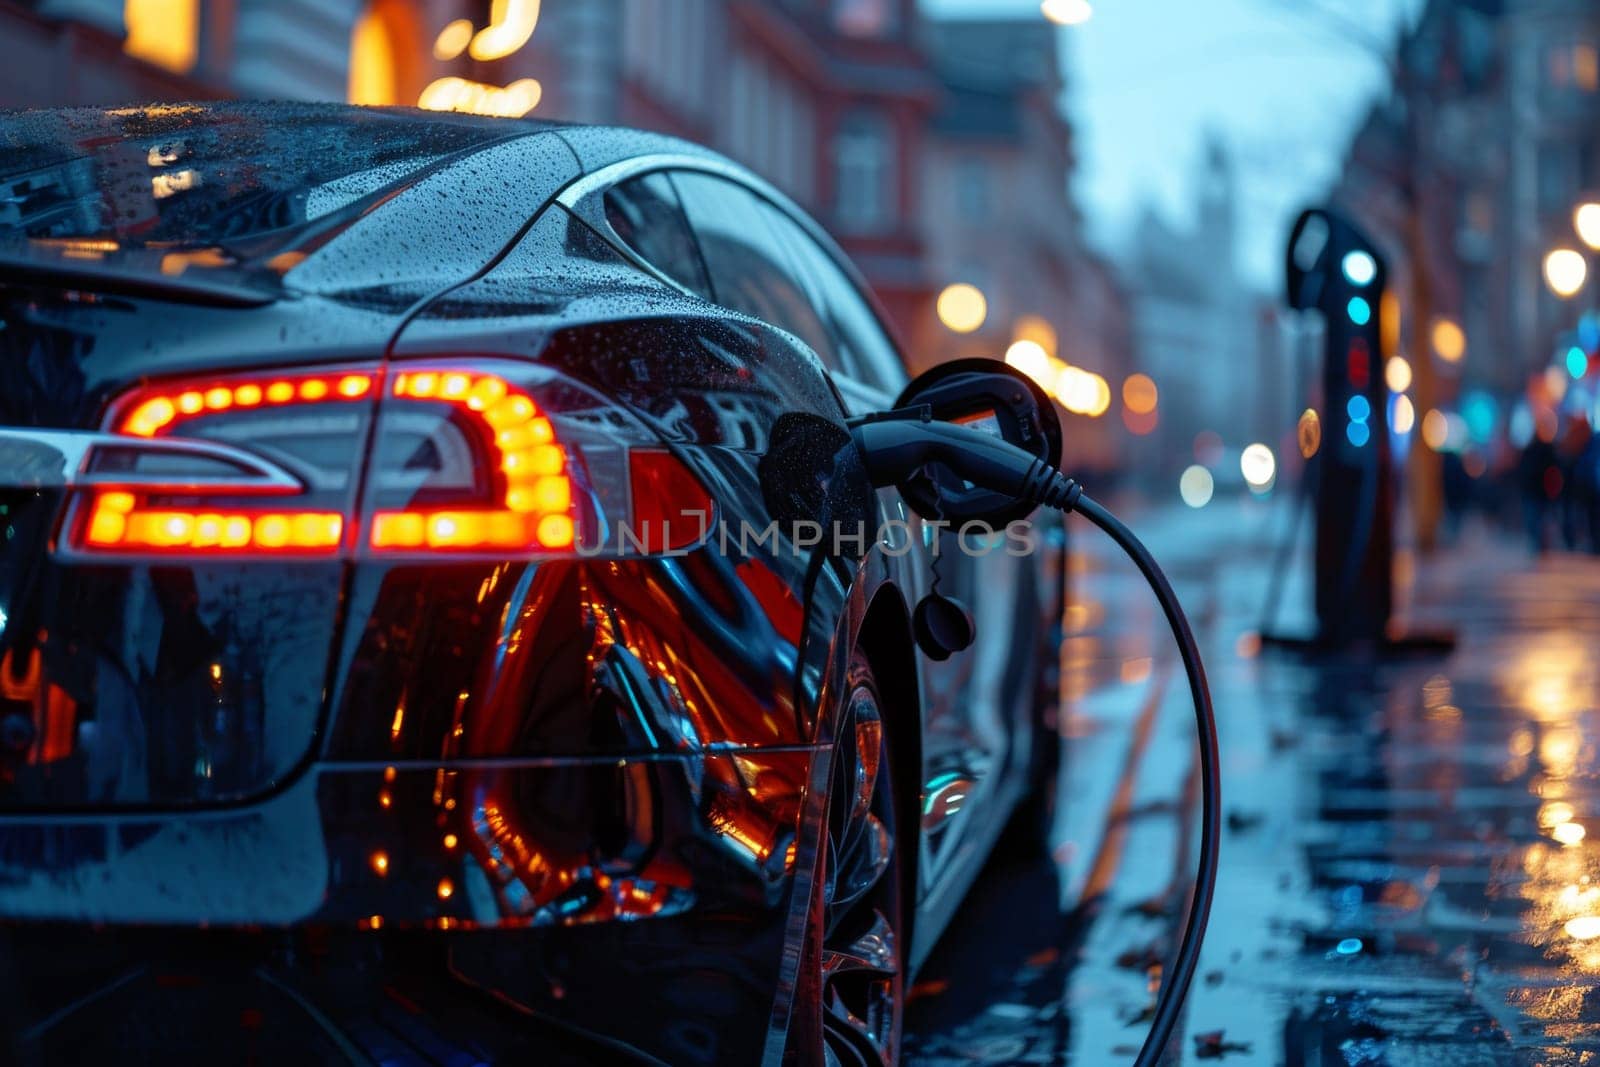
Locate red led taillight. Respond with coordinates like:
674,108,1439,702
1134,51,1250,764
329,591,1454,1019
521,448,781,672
71,362,710,560
370,370,574,551
81,371,374,555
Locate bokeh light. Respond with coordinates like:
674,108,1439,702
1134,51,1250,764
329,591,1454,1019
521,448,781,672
1122,373,1158,415
936,283,987,333
1040,0,1093,25
1577,203,1600,250
1347,296,1371,326
1545,248,1588,298
1004,339,1051,384
1392,394,1415,435
1240,443,1276,492
1568,345,1589,379
1421,408,1449,451
1179,465,1214,509
1461,391,1497,445
1298,408,1321,458
1012,314,1058,356
1123,406,1158,435
1431,318,1466,363
1546,365,1570,403
1385,355,1412,393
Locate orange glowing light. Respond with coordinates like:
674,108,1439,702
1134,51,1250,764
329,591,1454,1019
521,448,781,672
124,0,199,74
434,18,474,60
372,369,576,553
1298,409,1322,458
437,878,455,900
371,851,390,876
80,371,372,556
419,76,543,118
469,0,541,60
937,284,987,333
82,367,575,558
1431,318,1466,363
1122,373,1158,415
1012,315,1058,356
1567,915,1600,940
124,397,176,437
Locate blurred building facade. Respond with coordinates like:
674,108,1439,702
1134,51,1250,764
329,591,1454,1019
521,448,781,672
1123,137,1275,467
0,0,1130,459
915,15,1130,470
1334,0,1600,408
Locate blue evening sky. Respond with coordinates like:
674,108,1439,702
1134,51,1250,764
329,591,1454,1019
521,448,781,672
920,0,1426,287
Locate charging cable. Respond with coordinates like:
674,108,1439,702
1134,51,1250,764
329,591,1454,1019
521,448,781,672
851,417,1220,1067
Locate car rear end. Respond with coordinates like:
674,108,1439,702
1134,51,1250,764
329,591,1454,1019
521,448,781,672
0,105,847,1064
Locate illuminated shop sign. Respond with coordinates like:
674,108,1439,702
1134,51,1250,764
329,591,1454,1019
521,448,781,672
420,0,544,117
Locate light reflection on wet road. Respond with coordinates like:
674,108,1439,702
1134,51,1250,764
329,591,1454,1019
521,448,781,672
906,498,1600,1065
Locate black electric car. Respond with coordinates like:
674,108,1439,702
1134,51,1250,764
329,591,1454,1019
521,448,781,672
0,103,1060,1065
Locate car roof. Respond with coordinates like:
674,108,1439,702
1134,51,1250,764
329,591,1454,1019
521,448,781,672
0,103,742,305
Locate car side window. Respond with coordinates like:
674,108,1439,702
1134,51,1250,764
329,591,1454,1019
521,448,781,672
603,171,714,298
667,171,841,372
757,202,909,394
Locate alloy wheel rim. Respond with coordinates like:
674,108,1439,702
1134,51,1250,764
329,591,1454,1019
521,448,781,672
819,684,900,1067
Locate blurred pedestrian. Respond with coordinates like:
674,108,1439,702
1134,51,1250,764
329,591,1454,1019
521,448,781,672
1517,425,1560,554
1557,414,1593,551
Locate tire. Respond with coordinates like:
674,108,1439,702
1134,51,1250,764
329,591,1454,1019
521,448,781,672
784,649,906,1067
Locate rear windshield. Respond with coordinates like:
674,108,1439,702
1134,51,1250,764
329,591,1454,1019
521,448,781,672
0,103,531,250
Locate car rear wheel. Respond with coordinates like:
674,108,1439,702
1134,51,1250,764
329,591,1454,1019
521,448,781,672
787,650,904,1067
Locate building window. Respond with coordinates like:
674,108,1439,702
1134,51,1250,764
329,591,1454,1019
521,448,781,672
124,0,199,74
834,0,898,38
835,112,894,232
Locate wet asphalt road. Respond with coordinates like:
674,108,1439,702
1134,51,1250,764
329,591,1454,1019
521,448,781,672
905,496,1600,1066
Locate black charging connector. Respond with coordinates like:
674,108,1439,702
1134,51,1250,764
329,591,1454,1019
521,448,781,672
851,416,1219,1067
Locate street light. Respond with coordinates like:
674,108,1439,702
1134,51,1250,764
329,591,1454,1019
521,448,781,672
1545,248,1588,298
1576,202,1600,250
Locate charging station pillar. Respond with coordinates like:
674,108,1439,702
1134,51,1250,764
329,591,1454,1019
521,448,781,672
1285,208,1393,645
